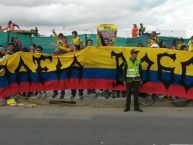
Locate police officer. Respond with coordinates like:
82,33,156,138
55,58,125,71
124,49,143,112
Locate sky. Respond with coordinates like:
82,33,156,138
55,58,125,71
0,0,193,37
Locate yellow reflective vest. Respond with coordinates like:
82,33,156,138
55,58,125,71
126,58,141,81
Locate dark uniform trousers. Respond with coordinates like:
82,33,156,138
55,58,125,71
125,77,141,109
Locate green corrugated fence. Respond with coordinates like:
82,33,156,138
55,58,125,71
0,32,190,54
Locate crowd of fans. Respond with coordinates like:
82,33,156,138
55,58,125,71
146,31,193,51
0,23,193,100
0,30,99,100
131,23,193,51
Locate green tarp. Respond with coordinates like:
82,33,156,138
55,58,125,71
0,32,190,54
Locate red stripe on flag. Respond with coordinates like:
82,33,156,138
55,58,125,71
0,79,192,99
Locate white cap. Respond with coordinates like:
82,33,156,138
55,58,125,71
150,44,159,48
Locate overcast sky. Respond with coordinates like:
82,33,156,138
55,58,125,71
0,0,193,37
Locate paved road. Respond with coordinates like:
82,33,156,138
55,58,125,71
0,106,193,145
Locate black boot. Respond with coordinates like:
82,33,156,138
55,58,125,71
111,92,115,99
60,91,65,99
52,90,58,98
104,90,109,99
71,90,76,100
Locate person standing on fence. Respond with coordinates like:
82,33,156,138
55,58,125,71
131,24,138,38
7,20,19,32
124,49,143,112
139,23,145,36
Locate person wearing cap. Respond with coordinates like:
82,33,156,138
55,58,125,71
176,38,186,50
148,31,159,48
124,49,143,112
148,31,159,47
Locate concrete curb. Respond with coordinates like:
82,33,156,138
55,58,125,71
15,95,179,108
16,97,126,108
